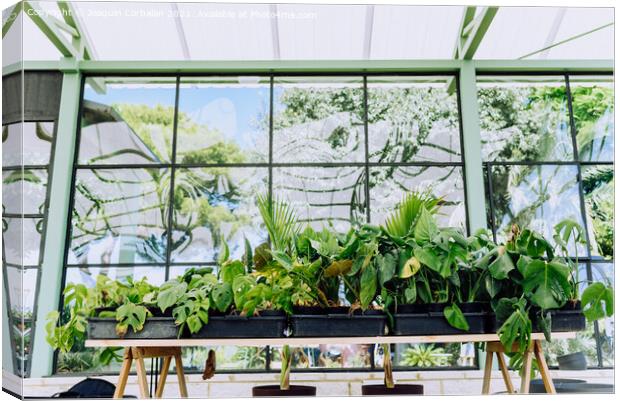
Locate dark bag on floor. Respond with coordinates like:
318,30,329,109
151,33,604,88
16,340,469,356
51,378,118,398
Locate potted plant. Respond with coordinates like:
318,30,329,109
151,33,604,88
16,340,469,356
289,224,387,337
46,274,179,345
377,193,488,335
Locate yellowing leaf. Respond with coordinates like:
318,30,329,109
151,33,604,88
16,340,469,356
400,256,421,278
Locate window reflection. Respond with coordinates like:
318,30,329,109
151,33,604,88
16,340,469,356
487,164,586,255
79,78,176,164
273,77,365,163
367,76,461,163
570,77,614,162
69,168,170,265
271,344,372,369
177,77,270,164
273,166,367,231
171,167,268,263
478,76,573,162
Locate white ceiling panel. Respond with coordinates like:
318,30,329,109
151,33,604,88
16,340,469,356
177,2,273,60
72,1,184,60
371,5,463,59
277,4,367,60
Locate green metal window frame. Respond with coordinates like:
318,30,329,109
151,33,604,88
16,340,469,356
1,59,607,379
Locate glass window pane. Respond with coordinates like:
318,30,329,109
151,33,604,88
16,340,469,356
270,344,372,369
394,343,472,368
477,76,573,162
3,217,43,266
570,76,614,162
6,267,37,316
177,77,270,164
582,165,613,259
79,78,176,165
2,169,47,215
64,266,166,288
2,122,54,167
68,168,169,265
369,166,466,229
273,166,366,231
272,77,365,163
487,164,585,254
171,167,268,263
367,76,461,163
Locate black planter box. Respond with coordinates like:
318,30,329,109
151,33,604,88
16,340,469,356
88,317,179,339
290,309,386,337
491,303,586,333
392,303,490,336
192,311,287,338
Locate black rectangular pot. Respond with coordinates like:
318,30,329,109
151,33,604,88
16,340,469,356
191,313,287,338
88,317,179,339
392,311,489,335
290,310,386,337
491,303,586,333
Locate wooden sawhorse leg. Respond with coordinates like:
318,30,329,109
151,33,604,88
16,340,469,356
113,347,188,399
482,340,555,395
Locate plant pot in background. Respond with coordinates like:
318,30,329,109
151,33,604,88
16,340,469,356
361,384,424,395
557,352,588,370
88,317,178,339
192,310,287,338
290,309,386,337
252,385,316,397
392,303,489,336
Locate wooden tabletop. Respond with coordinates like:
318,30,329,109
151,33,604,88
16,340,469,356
86,332,576,347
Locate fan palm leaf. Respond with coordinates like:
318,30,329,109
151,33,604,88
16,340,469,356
256,194,300,252
383,191,441,238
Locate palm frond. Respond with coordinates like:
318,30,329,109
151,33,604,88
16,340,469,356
256,194,300,252
383,191,441,238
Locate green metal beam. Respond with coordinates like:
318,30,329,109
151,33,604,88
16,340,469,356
2,2,22,38
23,1,76,58
3,59,613,77
455,7,498,60
459,61,486,232
30,71,82,378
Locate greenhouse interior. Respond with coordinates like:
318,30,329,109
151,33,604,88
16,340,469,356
0,0,615,398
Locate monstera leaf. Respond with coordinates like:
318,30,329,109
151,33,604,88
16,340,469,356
211,282,233,313
522,259,571,309
488,247,515,280
157,281,187,312
582,282,614,321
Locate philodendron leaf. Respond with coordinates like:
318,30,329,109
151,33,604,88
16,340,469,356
157,281,188,312
582,282,614,321
324,259,353,277
360,264,377,310
414,207,438,242
488,246,514,280
404,286,417,303
378,253,397,284
399,256,420,279
220,260,245,284
443,303,469,331
232,275,255,310
270,250,294,271
413,247,439,272
522,259,571,310
211,282,233,313
253,242,272,271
